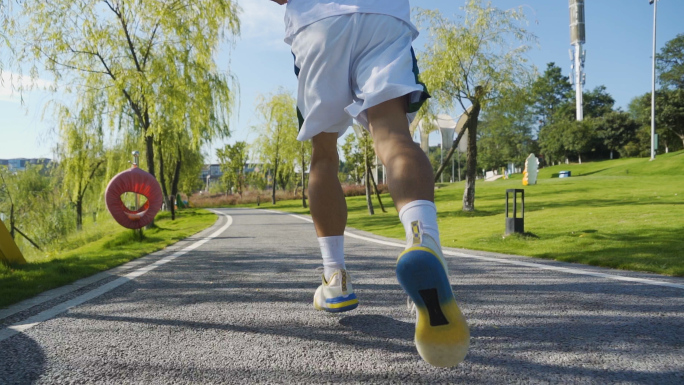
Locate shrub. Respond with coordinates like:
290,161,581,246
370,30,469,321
188,183,389,207
342,183,388,197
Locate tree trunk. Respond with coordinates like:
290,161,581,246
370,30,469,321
462,101,481,212
457,153,461,181
301,156,307,209
271,160,278,205
435,126,468,182
169,148,182,220
75,179,83,230
144,133,156,229
610,150,613,160
145,134,155,177
578,154,582,164
76,197,83,231
365,171,374,215
158,143,171,212
76,159,102,230
368,163,386,213
278,170,287,191
9,203,15,239
238,165,244,197
364,143,374,215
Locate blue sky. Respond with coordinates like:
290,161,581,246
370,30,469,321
1,0,683,162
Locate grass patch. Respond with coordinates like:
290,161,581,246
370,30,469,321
0,209,217,308
247,152,684,277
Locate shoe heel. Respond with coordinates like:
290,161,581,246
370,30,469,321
324,294,358,313
397,247,470,367
396,247,453,311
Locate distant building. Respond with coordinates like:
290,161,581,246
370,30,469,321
0,158,51,173
199,162,263,187
200,164,222,182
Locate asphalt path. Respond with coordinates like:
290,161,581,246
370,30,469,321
1,208,683,384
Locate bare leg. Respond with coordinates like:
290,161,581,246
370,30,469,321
308,132,347,237
371,98,468,368
367,97,434,211
309,133,358,313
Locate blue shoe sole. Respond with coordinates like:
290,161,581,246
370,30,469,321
396,247,470,367
315,293,359,313
396,247,454,315
322,302,359,313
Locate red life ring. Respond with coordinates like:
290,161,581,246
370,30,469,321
105,166,163,229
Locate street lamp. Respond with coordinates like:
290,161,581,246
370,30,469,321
650,0,658,161
569,0,586,122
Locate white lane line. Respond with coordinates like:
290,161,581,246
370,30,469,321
262,209,684,290
0,212,233,343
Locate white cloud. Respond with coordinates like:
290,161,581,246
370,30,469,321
0,72,53,103
237,0,289,50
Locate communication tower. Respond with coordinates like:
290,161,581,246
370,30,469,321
569,0,586,121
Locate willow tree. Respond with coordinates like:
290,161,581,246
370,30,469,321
56,96,106,230
217,141,248,197
1,1,10,62
158,129,206,220
14,0,239,178
252,91,298,205
177,145,205,204
417,0,536,211
153,39,236,216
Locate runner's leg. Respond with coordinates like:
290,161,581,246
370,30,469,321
367,97,434,211
309,132,347,237
309,132,358,312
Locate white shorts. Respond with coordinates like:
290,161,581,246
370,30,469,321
290,13,429,142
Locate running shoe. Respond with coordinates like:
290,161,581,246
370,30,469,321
313,269,359,313
396,221,470,367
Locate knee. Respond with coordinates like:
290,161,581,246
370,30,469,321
311,133,340,169
312,147,339,169
375,134,418,165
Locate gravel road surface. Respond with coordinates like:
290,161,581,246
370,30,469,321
1,208,682,384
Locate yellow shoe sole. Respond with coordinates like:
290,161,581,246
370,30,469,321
397,247,470,367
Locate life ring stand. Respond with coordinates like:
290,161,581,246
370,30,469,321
105,164,163,230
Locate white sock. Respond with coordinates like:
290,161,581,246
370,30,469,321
399,200,441,249
318,235,345,280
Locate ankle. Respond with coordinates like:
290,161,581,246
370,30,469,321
318,235,345,281
399,200,441,248
323,265,345,281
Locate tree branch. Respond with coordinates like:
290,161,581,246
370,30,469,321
108,0,144,74
79,159,104,201
40,47,109,75
142,21,160,68
14,226,41,251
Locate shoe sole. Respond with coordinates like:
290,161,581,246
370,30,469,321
396,247,470,367
313,293,358,313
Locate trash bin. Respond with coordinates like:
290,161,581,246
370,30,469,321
559,171,571,178
505,189,524,235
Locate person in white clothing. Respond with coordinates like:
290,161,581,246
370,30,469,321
269,0,469,367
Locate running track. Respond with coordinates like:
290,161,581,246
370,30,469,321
1,208,682,384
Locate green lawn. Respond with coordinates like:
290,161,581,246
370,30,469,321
0,209,217,308
250,151,684,277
